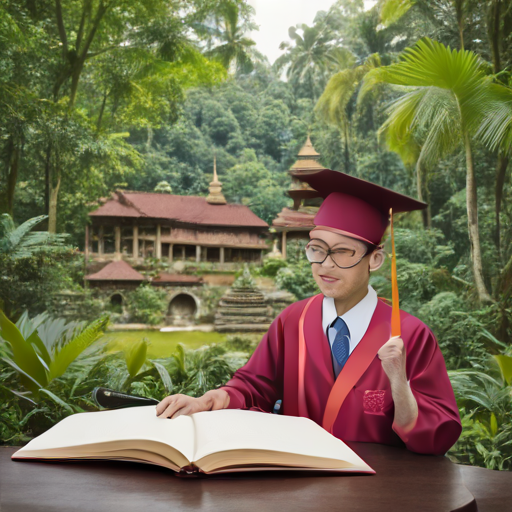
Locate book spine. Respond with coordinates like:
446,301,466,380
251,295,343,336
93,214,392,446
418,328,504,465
178,464,200,476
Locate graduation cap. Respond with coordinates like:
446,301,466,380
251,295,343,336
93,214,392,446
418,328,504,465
296,169,427,337
296,169,426,246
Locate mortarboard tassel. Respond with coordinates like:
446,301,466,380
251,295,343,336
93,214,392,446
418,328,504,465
390,208,401,338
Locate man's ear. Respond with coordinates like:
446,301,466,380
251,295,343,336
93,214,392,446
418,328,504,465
369,249,385,272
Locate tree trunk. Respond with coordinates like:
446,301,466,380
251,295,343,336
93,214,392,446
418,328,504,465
495,152,509,256
489,0,501,75
464,133,492,302
48,166,61,234
96,90,108,131
44,144,52,216
342,122,350,173
0,138,20,215
415,158,429,228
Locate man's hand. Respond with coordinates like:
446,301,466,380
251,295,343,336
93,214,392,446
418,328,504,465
378,336,418,437
156,389,230,419
377,336,407,385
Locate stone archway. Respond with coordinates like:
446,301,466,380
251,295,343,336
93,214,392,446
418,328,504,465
110,293,123,306
167,293,198,324
109,293,124,313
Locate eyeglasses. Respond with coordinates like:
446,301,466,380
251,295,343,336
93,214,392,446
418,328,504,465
305,238,373,269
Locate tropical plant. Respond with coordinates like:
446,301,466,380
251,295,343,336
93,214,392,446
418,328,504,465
274,21,340,99
448,351,512,470
201,1,257,74
125,339,149,378
316,52,381,171
361,38,512,303
0,311,109,396
126,284,168,325
0,214,67,258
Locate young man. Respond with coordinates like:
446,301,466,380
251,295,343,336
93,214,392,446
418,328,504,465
156,170,462,456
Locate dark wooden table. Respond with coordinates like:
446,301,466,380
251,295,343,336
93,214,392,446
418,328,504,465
1,443,510,512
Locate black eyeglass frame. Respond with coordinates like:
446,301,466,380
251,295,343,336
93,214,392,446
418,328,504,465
305,238,380,269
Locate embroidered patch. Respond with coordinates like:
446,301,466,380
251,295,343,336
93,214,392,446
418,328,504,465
363,390,386,413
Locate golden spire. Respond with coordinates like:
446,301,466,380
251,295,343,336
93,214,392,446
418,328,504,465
206,155,227,205
297,134,320,158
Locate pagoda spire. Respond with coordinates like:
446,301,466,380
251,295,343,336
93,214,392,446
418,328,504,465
287,135,325,209
206,155,227,205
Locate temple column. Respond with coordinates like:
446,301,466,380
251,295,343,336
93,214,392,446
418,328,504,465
99,226,104,257
169,243,174,263
281,231,287,260
182,246,186,260
115,226,121,260
196,245,201,262
220,247,225,264
84,225,89,262
133,226,139,259
156,224,162,260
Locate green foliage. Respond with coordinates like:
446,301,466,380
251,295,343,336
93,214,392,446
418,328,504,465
126,284,168,325
448,355,512,470
276,259,320,301
0,214,68,258
0,311,109,395
233,264,256,288
124,339,149,378
258,257,288,278
419,292,488,369
154,181,173,193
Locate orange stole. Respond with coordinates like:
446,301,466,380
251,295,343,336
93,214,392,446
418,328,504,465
298,295,390,434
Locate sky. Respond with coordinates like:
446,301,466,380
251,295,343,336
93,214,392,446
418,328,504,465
247,0,377,64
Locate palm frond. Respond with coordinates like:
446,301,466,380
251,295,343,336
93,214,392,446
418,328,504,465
379,0,416,28
48,316,109,381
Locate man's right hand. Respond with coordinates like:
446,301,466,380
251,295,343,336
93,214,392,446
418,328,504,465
156,389,230,419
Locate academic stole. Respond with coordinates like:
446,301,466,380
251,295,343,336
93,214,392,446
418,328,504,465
298,294,391,434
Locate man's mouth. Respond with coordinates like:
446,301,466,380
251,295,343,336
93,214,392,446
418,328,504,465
319,275,339,283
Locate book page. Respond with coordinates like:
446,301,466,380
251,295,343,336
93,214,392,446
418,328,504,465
191,410,372,470
14,406,195,465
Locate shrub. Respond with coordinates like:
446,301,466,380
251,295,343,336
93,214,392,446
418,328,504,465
419,292,488,368
257,257,288,277
126,285,167,325
276,259,319,300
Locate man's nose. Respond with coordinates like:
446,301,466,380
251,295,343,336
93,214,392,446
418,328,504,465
321,253,336,268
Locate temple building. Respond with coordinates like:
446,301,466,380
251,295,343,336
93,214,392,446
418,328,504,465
272,136,326,258
85,161,269,265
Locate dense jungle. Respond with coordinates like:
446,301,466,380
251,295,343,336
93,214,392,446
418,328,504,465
1,0,512,471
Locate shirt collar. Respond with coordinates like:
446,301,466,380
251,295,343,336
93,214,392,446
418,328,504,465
322,285,378,351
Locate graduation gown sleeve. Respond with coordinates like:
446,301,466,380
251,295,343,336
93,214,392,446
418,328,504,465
393,314,462,455
220,309,287,412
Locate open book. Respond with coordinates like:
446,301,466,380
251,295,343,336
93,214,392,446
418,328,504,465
12,406,374,475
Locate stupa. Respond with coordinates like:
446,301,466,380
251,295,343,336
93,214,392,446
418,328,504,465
214,266,272,332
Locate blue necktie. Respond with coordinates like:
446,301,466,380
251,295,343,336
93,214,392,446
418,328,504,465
329,317,351,371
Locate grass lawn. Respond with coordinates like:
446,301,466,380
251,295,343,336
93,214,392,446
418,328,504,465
99,330,227,359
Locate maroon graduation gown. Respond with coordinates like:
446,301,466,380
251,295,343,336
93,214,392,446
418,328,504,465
220,294,462,456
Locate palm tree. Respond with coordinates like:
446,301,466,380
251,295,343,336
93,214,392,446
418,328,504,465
361,38,512,303
315,52,381,172
202,1,257,75
274,22,340,100
380,0,512,254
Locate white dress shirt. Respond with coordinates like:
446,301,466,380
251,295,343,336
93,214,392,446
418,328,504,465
322,285,378,376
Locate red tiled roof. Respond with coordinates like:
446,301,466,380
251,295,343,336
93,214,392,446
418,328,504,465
89,192,268,228
152,273,203,284
85,260,145,281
